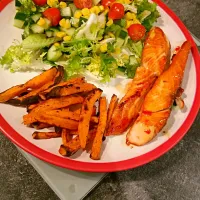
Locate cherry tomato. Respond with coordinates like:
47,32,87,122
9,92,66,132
108,3,124,20
127,24,146,41
33,0,47,6
73,0,92,9
43,8,61,26
101,0,115,8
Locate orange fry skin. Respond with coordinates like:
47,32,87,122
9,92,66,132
78,89,102,149
32,131,61,139
90,97,107,160
127,41,191,146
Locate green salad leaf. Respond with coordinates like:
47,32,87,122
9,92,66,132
17,0,35,14
135,0,160,31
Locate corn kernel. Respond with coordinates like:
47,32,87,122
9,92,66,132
133,18,141,24
65,19,71,28
126,20,134,28
115,47,121,54
56,31,66,38
99,5,104,11
124,0,131,4
106,19,113,26
47,0,59,7
108,32,115,38
59,1,67,8
103,9,109,15
93,6,100,14
59,18,66,27
131,13,137,20
100,43,107,53
31,6,36,12
63,35,72,41
74,10,82,19
125,12,133,20
37,17,46,26
90,7,95,13
54,43,60,47
81,8,90,16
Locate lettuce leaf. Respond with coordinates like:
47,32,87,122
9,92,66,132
18,0,35,15
22,34,61,50
0,44,41,72
135,0,160,31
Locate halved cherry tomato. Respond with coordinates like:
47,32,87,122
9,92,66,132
33,0,47,6
73,0,92,9
101,0,115,8
127,24,146,41
43,8,61,26
108,3,124,20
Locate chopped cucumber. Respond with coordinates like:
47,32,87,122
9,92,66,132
31,13,42,23
31,24,45,33
47,45,62,62
68,4,77,15
60,27,75,36
79,17,87,26
15,0,21,8
22,25,31,39
43,18,51,30
14,19,25,29
115,38,125,48
61,7,72,17
14,12,27,21
70,17,79,28
114,19,126,27
48,27,59,36
46,31,53,37
119,30,128,39
129,55,138,66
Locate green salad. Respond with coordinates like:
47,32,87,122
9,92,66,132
0,0,160,82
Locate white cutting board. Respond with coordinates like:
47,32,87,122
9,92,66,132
17,147,106,200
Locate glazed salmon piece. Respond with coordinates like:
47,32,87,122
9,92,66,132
126,41,191,146
106,27,171,136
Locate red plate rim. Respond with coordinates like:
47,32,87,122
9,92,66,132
0,0,199,172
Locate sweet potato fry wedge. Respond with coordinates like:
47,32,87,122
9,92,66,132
40,76,85,100
90,116,99,124
31,122,52,130
46,83,96,99
105,94,118,136
78,89,102,149
59,129,96,156
27,114,79,130
0,67,60,103
90,97,107,160
62,129,73,146
32,131,61,139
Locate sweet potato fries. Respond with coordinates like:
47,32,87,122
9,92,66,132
0,66,117,160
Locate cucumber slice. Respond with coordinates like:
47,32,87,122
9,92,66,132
60,27,75,36
31,13,42,23
61,7,72,17
14,12,27,21
43,18,51,30
115,38,124,48
79,17,87,26
14,19,25,29
47,45,62,62
119,30,128,39
46,31,53,37
31,24,45,33
129,55,138,66
114,19,126,27
48,27,59,36
22,25,31,39
68,4,77,15
15,0,21,8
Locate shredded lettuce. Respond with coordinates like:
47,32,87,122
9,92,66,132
135,0,160,30
22,34,61,50
17,0,35,14
0,43,41,72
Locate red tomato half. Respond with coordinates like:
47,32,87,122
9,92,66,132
108,3,124,20
101,0,115,8
33,0,47,6
43,8,61,26
127,24,146,41
73,0,92,9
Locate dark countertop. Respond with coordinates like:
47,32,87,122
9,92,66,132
0,0,200,200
